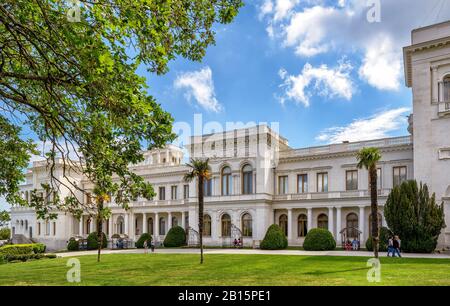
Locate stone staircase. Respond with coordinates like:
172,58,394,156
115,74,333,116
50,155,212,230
11,234,33,244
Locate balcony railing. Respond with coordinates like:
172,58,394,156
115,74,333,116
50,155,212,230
273,189,391,201
438,101,450,115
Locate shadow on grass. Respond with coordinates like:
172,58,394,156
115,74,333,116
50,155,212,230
303,267,369,276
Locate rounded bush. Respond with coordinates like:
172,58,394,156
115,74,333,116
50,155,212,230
260,224,288,250
163,226,186,247
67,238,80,251
86,232,107,250
32,243,46,254
366,227,392,252
135,233,152,248
303,228,336,251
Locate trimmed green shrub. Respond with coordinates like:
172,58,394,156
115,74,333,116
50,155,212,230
163,226,186,247
0,254,5,265
366,227,392,252
260,224,288,250
87,232,107,250
0,244,34,255
32,243,46,254
67,238,80,251
0,228,10,240
303,228,336,251
136,233,152,248
2,253,57,263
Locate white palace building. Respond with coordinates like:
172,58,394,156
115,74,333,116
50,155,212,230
9,21,450,251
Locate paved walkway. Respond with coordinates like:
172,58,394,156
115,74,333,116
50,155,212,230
56,248,450,259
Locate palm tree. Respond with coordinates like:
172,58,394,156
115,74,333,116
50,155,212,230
357,147,382,258
183,158,211,264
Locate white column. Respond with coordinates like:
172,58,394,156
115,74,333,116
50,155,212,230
359,206,365,243
143,213,148,234
336,207,342,244
287,208,293,242
108,217,113,237
124,214,129,236
79,218,83,236
130,213,135,238
168,212,172,230
181,211,186,230
307,207,313,231
328,207,334,237
154,213,159,240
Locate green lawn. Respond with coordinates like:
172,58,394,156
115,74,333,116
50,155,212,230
1,253,450,286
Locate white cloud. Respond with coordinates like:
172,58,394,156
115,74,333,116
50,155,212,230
29,140,80,163
174,67,223,113
358,36,402,91
279,59,354,106
258,0,450,91
316,107,410,144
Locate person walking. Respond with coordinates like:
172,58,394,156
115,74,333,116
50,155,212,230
387,236,394,257
393,235,402,257
150,239,155,253
143,239,148,254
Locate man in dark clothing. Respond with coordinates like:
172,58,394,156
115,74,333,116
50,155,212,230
393,236,402,257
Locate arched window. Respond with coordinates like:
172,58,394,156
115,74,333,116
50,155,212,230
159,217,166,235
147,217,153,235
298,214,308,237
116,217,124,235
221,214,231,237
279,214,288,236
172,216,178,228
20,220,24,227
317,214,328,229
204,215,211,236
441,75,450,102
86,218,91,234
242,164,253,194
221,166,232,196
346,213,359,239
368,213,383,236
242,213,253,237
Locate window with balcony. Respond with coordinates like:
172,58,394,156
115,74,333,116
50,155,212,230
317,172,328,192
278,176,288,195
171,186,177,200
242,164,253,194
221,166,232,196
204,178,212,197
159,187,166,201
393,166,407,187
346,170,358,191
297,174,308,193
183,185,189,199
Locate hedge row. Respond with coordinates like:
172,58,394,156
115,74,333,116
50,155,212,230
0,253,56,263
0,243,46,255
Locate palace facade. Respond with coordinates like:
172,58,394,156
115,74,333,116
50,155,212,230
9,21,450,251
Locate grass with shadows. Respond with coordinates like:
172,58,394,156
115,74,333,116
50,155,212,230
0,253,449,286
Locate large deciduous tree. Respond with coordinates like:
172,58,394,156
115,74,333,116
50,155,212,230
356,147,382,258
0,0,242,261
384,180,445,253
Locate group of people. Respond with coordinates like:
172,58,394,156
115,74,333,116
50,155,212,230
387,235,402,257
344,238,360,250
233,238,243,248
143,239,155,253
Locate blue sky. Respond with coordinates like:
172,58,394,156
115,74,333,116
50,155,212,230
2,0,450,211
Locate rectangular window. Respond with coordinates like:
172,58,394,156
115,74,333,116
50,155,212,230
278,176,288,195
204,179,212,197
86,192,92,205
297,174,308,193
183,185,189,199
52,222,56,236
346,170,358,191
38,223,41,236
393,166,407,187
439,79,450,102
171,186,177,200
159,187,166,201
317,173,328,192
45,222,50,236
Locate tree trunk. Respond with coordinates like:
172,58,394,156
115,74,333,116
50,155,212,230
369,165,379,258
198,176,204,264
97,199,104,263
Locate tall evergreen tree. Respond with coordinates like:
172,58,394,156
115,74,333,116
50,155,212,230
384,180,445,253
